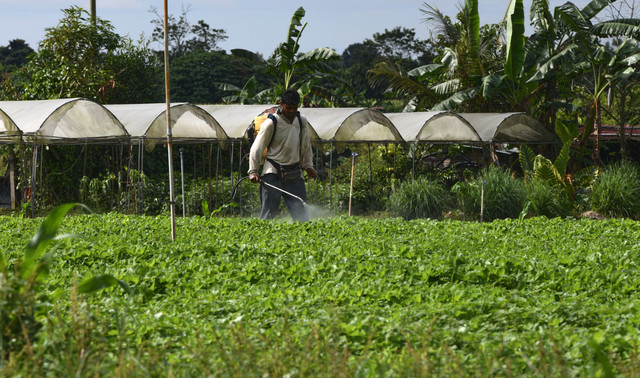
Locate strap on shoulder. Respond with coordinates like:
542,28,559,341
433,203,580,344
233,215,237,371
267,113,278,147
296,111,302,130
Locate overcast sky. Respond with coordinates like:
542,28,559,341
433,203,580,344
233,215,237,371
1,0,593,56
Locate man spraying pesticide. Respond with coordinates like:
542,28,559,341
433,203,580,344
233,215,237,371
248,89,317,222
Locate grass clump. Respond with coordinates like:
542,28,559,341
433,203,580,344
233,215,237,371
388,177,450,220
452,165,527,221
590,161,640,219
525,178,573,218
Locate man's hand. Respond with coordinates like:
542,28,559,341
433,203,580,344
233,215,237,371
249,173,261,183
305,167,318,179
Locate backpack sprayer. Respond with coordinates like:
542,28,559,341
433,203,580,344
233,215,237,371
232,176,307,206
233,107,307,207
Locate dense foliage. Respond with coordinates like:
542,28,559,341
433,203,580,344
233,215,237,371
452,165,528,221
388,177,450,220
2,210,640,375
21,6,163,103
590,161,640,219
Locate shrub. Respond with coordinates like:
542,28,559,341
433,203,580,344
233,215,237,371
525,178,573,218
388,177,449,220
590,161,640,219
331,146,393,215
452,165,527,221
181,176,260,217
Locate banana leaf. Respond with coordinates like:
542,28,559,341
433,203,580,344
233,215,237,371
554,140,571,175
465,0,480,55
519,144,536,176
505,0,525,81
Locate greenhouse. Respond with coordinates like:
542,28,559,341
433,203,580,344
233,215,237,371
0,98,556,146
0,98,558,214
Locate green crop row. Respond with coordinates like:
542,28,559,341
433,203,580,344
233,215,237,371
2,210,640,376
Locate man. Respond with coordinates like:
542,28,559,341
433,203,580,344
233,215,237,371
248,89,317,221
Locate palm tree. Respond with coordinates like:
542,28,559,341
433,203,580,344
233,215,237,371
224,7,339,104
527,0,640,164
367,0,516,112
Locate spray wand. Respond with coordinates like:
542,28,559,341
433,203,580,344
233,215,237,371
232,176,307,206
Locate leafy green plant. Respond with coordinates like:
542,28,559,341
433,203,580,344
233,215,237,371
520,142,571,198
1,203,79,358
226,6,339,102
525,178,573,218
590,161,640,219
2,213,640,374
388,177,449,220
1,203,128,364
452,165,527,221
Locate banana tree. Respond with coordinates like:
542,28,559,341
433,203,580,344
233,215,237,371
472,0,538,111
602,43,640,160
228,6,339,103
527,0,640,164
367,0,500,111
519,120,577,199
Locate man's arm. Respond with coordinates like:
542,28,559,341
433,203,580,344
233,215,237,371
248,118,275,182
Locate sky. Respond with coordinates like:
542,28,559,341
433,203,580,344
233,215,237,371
1,0,593,56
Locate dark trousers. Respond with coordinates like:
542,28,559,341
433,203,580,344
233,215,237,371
260,173,308,222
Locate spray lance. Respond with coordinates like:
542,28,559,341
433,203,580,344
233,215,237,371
232,176,307,206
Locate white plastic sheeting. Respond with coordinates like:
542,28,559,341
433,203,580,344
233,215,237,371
197,104,324,144
386,111,555,144
197,104,278,139
457,113,555,143
386,111,480,143
0,99,557,146
105,103,227,146
0,98,127,144
0,107,20,142
299,108,403,144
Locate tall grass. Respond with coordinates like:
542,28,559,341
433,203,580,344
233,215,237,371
452,165,527,221
388,178,450,220
525,178,573,218
590,161,640,219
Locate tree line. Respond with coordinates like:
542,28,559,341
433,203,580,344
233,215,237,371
0,5,432,109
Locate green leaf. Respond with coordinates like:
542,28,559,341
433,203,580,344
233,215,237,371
430,87,478,111
296,48,339,67
554,140,571,175
20,203,89,279
527,43,581,83
408,64,445,79
581,0,615,20
505,0,525,81
533,155,562,185
78,274,131,295
465,0,480,55
480,73,505,99
588,339,615,378
594,21,640,40
519,144,536,176
285,7,306,49
555,120,579,145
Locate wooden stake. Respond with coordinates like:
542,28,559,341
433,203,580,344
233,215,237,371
164,0,176,240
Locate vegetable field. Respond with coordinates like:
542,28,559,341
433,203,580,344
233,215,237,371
3,212,640,376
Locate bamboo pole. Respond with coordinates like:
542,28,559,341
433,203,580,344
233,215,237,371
180,148,185,217
348,151,357,216
163,0,176,240
30,144,37,218
329,141,333,209
9,145,15,210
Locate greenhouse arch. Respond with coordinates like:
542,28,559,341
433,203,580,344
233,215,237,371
0,98,559,215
